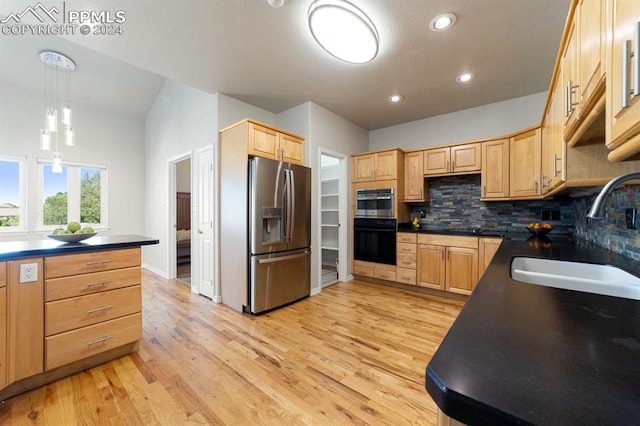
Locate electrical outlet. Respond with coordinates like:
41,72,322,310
19,263,38,283
626,208,637,230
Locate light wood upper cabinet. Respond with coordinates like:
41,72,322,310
424,143,481,176
0,262,6,390
246,121,304,165
509,128,542,198
352,149,400,182
562,19,580,138
606,0,640,161
7,258,44,384
542,77,566,194
577,0,605,115
481,139,509,200
404,151,425,201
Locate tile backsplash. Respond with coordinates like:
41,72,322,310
410,174,640,260
411,175,575,235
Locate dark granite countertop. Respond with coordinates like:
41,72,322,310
398,222,510,238
0,234,159,260
425,237,640,425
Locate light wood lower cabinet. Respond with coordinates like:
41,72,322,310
44,248,142,371
7,258,44,384
417,235,478,296
353,260,396,281
396,233,417,285
0,262,6,389
479,238,503,279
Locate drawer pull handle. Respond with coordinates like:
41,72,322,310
88,335,112,346
86,260,113,266
87,304,113,314
86,280,112,287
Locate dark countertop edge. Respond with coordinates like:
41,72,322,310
424,238,640,425
0,234,159,261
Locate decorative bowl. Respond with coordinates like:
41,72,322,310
46,232,97,243
526,225,552,237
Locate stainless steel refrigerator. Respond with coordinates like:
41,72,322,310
248,157,311,314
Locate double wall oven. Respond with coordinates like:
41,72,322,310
354,188,396,265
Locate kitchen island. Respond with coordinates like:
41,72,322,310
0,235,158,401
426,237,640,425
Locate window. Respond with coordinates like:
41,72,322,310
39,160,107,230
0,157,26,232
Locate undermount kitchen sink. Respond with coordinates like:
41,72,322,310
511,257,640,300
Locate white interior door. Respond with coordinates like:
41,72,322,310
197,146,214,299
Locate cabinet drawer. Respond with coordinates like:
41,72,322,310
353,264,374,277
45,313,142,371
0,262,5,288
45,248,141,279
397,242,417,254
397,253,417,269
374,269,396,281
46,285,141,336
417,234,478,249
46,267,141,302
396,268,416,285
397,233,417,244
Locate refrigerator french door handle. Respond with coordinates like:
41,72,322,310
257,251,310,264
289,169,295,241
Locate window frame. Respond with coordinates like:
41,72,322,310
0,155,28,234
37,158,108,232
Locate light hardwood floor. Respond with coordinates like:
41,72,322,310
0,271,463,425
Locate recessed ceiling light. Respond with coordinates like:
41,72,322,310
456,73,475,83
429,13,456,31
389,95,404,103
308,0,379,64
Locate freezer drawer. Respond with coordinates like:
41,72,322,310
250,248,310,314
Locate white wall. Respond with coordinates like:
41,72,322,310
144,80,219,276
369,92,547,151
217,94,277,129
0,81,145,241
278,102,369,293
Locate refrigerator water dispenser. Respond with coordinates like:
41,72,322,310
261,207,282,244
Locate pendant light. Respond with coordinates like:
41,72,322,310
39,51,76,172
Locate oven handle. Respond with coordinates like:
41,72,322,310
354,227,397,232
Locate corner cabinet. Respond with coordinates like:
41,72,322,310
606,0,640,161
246,120,305,165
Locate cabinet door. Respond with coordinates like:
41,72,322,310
404,151,424,200
562,20,580,138
578,0,605,109
248,123,279,161
509,129,542,198
478,238,502,279
423,147,450,175
542,78,566,193
353,154,375,182
280,133,304,165
607,0,640,153
8,258,44,383
374,150,398,180
481,139,509,199
451,143,481,172
417,245,446,290
446,247,478,296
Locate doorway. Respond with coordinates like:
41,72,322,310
319,150,347,287
174,157,192,285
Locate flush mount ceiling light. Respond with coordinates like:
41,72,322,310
267,0,284,7
457,72,475,83
39,51,76,173
429,13,457,31
388,95,404,103
308,0,379,64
